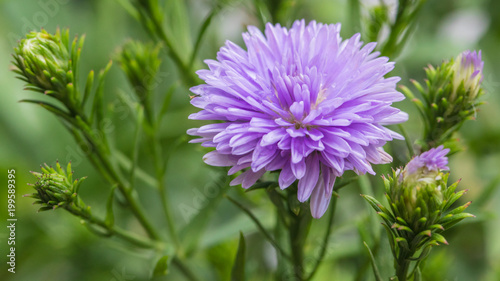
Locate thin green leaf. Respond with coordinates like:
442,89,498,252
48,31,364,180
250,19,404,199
114,0,140,20
90,60,112,126
129,105,144,190
105,185,117,227
164,0,192,61
473,174,500,208
226,195,292,262
114,151,156,188
152,255,170,278
333,175,359,191
189,7,218,68
156,83,177,126
20,99,75,125
363,241,384,281
180,171,230,257
230,232,246,281
245,181,278,192
305,195,338,281
82,70,94,107
430,233,448,245
398,124,415,157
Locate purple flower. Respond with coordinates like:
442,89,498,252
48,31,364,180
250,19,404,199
188,20,407,218
406,145,450,175
452,50,484,100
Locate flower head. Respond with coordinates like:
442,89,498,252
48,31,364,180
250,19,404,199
452,50,484,101
405,145,450,176
188,20,407,218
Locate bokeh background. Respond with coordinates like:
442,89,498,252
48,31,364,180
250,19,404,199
0,0,499,280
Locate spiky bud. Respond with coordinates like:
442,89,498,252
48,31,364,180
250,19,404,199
25,162,90,217
400,50,485,153
12,29,85,107
117,40,162,100
363,146,474,280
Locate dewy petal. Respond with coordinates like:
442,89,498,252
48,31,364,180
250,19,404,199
188,19,408,218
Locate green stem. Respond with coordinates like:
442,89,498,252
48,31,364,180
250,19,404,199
226,195,293,262
288,196,312,281
188,7,218,70
172,257,201,281
395,251,411,281
79,107,199,281
304,195,338,281
348,0,361,34
274,206,290,281
158,170,181,248
146,7,198,87
398,124,415,157
75,117,161,241
65,204,160,249
142,99,181,249
381,0,427,58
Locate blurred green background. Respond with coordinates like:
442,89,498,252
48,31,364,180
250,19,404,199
0,0,499,280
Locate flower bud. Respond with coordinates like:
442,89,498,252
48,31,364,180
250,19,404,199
451,50,484,102
390,146,450,223
400,50,485,152
363,146,474,275
12,29,72,98
117,40,162,100
25,162,90,216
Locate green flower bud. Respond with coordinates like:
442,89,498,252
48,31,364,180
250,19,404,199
12,29,72,98
117,40,162,99
25,162,90,216
12,28,86,111
363,147,474,280
117,40,162,124
400,50,485,152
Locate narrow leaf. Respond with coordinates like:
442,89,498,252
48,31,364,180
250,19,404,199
105,186,116,227
363,241,384,281
82,70,94,106
230,232,246,281
180,171,230,257
226,195,292,262
152,255,170,277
